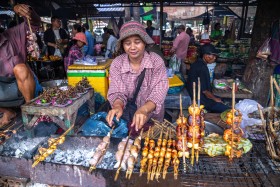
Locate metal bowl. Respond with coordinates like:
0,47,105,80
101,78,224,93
205,121,224,135
41,79,68,90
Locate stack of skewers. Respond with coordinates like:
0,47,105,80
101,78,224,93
223,82,244,160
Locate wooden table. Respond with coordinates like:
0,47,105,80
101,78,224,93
213,88,253,99
21,89,94,136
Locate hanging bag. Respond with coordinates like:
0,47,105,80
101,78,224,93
203,6,210,26
122,68,146,123
256,37,271,60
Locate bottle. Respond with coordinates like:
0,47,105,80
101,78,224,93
235,78,240,91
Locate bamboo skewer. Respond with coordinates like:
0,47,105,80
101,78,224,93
230,82,236,161
27,18,39,59
198,77,201,107
89,127,115,173
114,131,131,181
127,128,143,180
272,78,280,94
270,76,274,107
191,82,196,166
32,124,74,168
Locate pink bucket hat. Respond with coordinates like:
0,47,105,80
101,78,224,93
116,21,155,52
73,32,87,45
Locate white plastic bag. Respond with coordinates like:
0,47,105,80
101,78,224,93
169,54,181,73
235,99,263,137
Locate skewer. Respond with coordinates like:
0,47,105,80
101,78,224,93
191,82,196,165
127,128,143,179
272,78,280,94
32,124,74,168
180,94,183,117
182,129,187,172
230,82,236,161
198,77,201,107
89,126,115,173
114,131,131,181
270,76,274,107
27,18,39,59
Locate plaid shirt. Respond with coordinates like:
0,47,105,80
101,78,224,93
64,44,83,71
108,51,169,122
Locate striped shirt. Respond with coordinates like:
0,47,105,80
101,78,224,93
108,51,169,122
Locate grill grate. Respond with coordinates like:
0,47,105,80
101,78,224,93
180,134,279,187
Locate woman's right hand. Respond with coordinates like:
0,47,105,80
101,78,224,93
106,105,124,127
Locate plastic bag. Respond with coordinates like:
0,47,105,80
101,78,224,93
169,54,181,73
79,112,128,138
256,38,271,60
235,99,263,137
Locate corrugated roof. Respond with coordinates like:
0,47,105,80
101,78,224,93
95,4,124,12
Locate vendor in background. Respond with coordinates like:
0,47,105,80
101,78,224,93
44,16,69,57
102,27,109,49
187,44,230,113
82,23,94,56
64,32,87,71
170,25,190,76
146,20,155,38
210,22,223,41
186,27,195,46
68,23,82,48
0,4,41,126
105,29,117,59
106,21,168,135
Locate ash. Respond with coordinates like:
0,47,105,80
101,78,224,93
45,148,116,169
0,131,46,158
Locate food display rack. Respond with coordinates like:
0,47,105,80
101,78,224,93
21,89,94,136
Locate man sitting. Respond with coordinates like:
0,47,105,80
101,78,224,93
187,44,230,113
0,4,41,126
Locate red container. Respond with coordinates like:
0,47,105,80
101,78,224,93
152,35,160,45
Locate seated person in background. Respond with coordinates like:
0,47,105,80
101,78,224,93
0,4,41,126
210,22,223,41
106,21,168,135
64,32,87,71
187,44,230,113
105,29,117,59
146,20,155,38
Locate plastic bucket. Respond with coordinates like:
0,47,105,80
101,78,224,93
207,62,216,83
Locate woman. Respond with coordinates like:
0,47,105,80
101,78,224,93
106,21,169,134
105,29,117,59
64,32,87,71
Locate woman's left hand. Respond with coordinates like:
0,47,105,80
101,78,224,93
131,107,148,132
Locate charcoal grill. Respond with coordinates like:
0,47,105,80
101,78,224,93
0,129,279,186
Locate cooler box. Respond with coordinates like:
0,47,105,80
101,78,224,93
67,59,112,99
